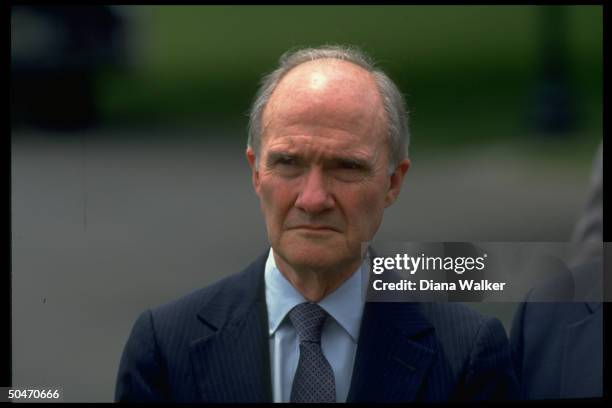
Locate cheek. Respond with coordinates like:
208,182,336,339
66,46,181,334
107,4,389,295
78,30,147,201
259,179,296,221
344,187,387,231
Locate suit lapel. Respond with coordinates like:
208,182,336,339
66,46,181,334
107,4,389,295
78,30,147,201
347,302,436,402
189,252,272,402
560,258,603,398
560,302,603,398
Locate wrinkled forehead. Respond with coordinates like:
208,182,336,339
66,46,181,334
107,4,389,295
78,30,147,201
264,132,382,162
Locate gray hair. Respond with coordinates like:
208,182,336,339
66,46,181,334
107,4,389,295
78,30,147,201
247,44,410,174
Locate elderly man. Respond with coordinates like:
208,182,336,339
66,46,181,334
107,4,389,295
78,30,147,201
115,45,518,402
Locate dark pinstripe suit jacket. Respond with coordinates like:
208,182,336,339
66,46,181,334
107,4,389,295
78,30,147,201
115,250,519,402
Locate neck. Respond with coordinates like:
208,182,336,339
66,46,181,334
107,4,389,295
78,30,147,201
273,251,362,302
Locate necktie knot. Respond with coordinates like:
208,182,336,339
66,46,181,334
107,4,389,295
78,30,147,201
289,302,328,343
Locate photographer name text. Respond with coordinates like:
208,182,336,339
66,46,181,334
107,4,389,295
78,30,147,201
372,279,506,291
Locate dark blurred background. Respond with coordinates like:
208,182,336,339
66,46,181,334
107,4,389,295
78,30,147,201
11,5,602,402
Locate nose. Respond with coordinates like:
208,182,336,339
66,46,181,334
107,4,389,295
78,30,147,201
295,167,334,214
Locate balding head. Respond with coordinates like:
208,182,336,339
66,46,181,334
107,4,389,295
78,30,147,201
247,45,410,174
261,59,387,154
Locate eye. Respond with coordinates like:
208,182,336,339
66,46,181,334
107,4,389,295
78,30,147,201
277,155,296,166
339,160,362,170
269,154,303,178
330,159,370,182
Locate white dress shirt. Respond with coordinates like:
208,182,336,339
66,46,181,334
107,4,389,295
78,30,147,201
264,248,366,402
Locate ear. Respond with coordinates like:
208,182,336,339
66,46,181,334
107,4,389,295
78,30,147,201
246,147,261,195
384,159,410,208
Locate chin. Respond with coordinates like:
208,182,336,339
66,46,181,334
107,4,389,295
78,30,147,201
277,235,356,271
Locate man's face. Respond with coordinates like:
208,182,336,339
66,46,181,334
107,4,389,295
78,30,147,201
247,60,409,274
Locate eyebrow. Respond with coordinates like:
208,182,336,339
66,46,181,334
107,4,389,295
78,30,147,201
266,151,294,162
266,150,373,168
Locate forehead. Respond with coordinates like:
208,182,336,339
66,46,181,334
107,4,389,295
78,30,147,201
261,59,387,152
271,59,380,103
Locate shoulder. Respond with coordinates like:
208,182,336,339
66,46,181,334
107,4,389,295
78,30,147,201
514,256,602,335
134,250,268,343
415,302,517,400
420,303,509,371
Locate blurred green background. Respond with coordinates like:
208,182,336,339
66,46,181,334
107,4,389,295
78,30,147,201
95,5,602,158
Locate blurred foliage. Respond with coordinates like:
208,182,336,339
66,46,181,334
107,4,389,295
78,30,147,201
96,6,602,152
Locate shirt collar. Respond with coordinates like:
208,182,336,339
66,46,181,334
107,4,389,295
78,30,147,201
264,248,365,342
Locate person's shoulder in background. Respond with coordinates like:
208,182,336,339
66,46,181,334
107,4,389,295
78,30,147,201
510,257,603,400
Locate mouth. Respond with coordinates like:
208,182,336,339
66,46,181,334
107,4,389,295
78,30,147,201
289,225,339,232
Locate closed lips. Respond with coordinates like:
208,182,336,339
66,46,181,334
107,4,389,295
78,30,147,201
291,225,338,231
